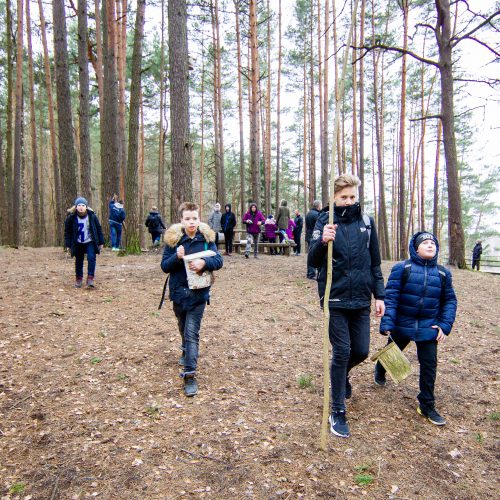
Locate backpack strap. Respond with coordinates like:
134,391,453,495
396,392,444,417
437,265,447,290
401,259,412,286
361,213,371,248
158,275,170,310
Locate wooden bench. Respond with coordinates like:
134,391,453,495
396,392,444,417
232,241,297,256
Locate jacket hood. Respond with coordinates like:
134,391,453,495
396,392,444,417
409,231,439,266
280,199,287,207
67,205,95,215
225,203,232,211
164,222,215,248
248,203,258,212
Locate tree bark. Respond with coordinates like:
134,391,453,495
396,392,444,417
308,9,316,205
275,0,282,213
117,0,127,197
158,0,166,214
264,0,272,214
433,119,442,238
358,0,366,208
77,0,93,205
249,0,260,205
125,0,146,253
321,0,329,206
168,0,193,220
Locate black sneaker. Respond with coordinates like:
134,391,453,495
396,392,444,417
184,374,198,397
374,363,387,387
417,406,446,426
329,411,350,438
345,377,352,400
245,252,249,259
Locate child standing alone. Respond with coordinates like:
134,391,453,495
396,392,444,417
161,202,223,397
375,231,457,425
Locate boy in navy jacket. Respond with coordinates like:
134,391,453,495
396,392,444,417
161,202,223,396
376,231,457,425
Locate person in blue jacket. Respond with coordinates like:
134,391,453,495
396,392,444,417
308,174,385,438
161,202,223,397
375,231,457,426
109,194,126,251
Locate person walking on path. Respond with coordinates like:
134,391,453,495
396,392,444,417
220,203,237,255
293,209,303,256
64,197,104,288
305,200,322,278
308,174,385,438
276,199,290,233
161,202,223,397
242,202,265,259
208,202,223,249
375,231,457,426
472,239,483,270
108,194,126,251
145,206,166,246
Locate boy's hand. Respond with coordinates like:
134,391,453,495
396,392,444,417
189,259,206,273
375,299,385,317
432,325,446,342
322,224,338,244
381,330,391,336
176,246,185,259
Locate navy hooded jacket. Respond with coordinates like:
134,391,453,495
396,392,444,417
161,223,223,310
380,232,457,341
64,207,104,257
307,203,385,309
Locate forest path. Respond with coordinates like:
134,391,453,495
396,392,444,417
0,247,498,499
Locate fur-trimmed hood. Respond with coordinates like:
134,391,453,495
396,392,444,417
67,205,95,215
164,222,215,248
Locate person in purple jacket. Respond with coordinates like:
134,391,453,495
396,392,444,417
264,215,279,255
242,202,265,259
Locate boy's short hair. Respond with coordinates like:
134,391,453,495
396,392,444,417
178,202,199,219
334,174,361,194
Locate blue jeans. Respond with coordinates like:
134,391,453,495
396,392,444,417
74,242,97,278
173,302,206,374
151,231,163,244
109,221,122,248
329,308,371,411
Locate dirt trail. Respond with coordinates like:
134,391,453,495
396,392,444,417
0,247,498,499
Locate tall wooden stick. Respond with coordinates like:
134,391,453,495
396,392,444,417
320,0,360,452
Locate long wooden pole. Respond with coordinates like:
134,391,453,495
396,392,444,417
320,0,360,452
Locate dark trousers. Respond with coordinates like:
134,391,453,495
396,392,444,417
173,302,206,374
472,258,480,271
306,240,316,278
74,242,97,278
294,232,302,254
215,231,220,248
329,308,370,412
109,221,122,248
151,231,162,244
223,230,234,253
376,334,438,411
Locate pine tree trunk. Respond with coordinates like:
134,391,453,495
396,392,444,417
139,90,145,246
38,0,62,241
199,49,205,211
94,0,104,106
13,0,24,246
358,0,366,208
433,119,442,238
308,10,316,205
0,116,6,243
321,0,329,206
274,0,282,213
302,58,308,214
77,0,92,205
26,0,41,244
157,0,166,214
249,0,260,204
234,0,246,217
435,0,465,267
351,14,358,176
101,0,120,228
168,0,192,220
124,0,146,253
264,0,272,214
117,0,127,197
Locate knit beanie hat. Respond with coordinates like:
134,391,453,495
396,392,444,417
75,197,88,206
414,232,437,250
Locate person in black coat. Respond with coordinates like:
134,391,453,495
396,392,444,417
308,175,385,438
220,203,237,255
472,240,482,270
145,206,166,246
293,209,303,256
305,200,322,278
64,197,104,288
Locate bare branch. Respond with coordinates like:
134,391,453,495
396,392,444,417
454,77,500,88
459,36,500,58
451,10,500,47
415,23,436,34
409,115,442,122
353,44,440,68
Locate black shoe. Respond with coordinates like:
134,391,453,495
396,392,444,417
184,374,198,397
374,363,387,387
245,252,249,259
329,411,350,438
417,406,446,426
345,377,352,400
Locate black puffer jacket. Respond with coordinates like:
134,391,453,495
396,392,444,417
305,208,320,243
307,203,385,309
145,211,166,234
64,208,104,257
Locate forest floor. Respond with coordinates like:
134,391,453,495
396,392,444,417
0,246,499,499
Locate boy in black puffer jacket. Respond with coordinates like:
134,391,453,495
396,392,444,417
161,202,223,397
375,231,457,426
145,206,166,246
308,174,385,438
